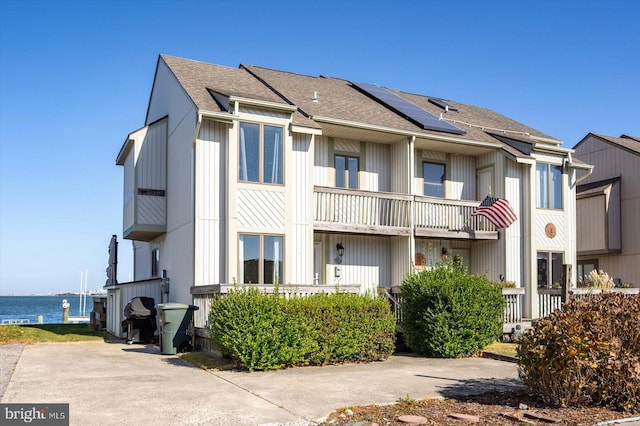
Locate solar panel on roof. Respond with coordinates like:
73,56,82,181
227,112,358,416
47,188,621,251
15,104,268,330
428,98,458,112
351,82,465,135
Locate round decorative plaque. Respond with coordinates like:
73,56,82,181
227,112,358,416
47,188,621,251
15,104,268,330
545,223,557,239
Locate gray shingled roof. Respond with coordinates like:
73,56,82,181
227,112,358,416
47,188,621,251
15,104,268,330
159,55,317,128
157,55,561,151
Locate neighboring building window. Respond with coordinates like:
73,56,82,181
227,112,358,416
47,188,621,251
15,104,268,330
335,155,359,189
536,163,563,209
423,161,445,197
537,252,564,288
577,259,598,285
239,122,283,184
239,234,283,284
151,248,160,278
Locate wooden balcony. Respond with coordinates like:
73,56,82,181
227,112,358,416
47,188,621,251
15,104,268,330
313,186,498,239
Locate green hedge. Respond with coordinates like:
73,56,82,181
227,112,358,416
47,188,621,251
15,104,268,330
208,288,395,371
401,262,504,358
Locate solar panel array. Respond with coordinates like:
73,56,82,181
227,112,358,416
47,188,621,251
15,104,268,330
351,82,465,135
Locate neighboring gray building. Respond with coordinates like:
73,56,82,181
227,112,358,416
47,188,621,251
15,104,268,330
574,133,640,286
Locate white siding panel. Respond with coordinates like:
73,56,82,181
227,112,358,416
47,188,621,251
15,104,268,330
237,189,286,229
137,120,167,191
450,154,476,200
195,119,227,286
314,136,331,186
363,143,390,192
536,211,566,249
338,235,391,294
238,106,289,120
390,140,409,193
505,160,524,286
471,240,503,282
123,153,135,232
138,195,166,225
288,133,313,285
334,138,360,153
391,237,411,287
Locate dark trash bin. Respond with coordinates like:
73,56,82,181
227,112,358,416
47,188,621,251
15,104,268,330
122,297,157,344
156,303,199,355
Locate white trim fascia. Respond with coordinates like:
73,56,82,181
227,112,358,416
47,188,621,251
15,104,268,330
529,135,563,145
228,95,298,113
199,110,236,124
311,115,502,150
532,144,574,155
116,137,135,165
515,157,536,165
291,124,322,135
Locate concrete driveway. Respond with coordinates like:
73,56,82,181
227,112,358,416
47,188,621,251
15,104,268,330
1,341,522,425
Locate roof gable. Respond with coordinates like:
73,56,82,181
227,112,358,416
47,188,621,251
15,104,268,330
574,132,640,156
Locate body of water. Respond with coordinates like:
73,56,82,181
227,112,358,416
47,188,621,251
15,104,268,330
0,295,95,324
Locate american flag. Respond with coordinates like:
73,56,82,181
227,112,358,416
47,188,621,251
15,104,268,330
471,196,517,229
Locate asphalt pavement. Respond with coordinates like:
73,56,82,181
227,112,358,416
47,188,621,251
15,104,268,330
1,340,523,425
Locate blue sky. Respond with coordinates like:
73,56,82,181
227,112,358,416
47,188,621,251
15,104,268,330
1,0,638,295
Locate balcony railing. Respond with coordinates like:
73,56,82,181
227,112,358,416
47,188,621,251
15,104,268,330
314,187,412,235
313,186,497,238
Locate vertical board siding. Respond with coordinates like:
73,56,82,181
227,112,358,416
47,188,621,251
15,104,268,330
314,135,331,186
325,234,391,294
574,135,640,284
195,119,227,286
137,120,167,190
505,160,524,286
289,133,313,285
237,189,286,229
364,142,390,192
391,237,411,287
450,154,476,200
422,150,447,161
576,196,606,251
390,140,409,193
123,154,135,231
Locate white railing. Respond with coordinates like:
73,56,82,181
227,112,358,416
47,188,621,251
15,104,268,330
313,187,496,236
387,286,523,329
538,287,639,318
314,187,411,231
538,288,563,318
191,283,361,329
414,196,496,232
502,288,525,324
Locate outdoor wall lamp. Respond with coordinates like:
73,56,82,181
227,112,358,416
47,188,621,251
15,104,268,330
441,247,449,258
336,243,345,258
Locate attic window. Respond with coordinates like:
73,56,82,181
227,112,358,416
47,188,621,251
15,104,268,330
428,98,458,112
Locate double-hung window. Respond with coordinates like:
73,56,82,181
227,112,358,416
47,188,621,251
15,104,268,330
423,161,445,197
239,122,283,184
239,234,283,284
335,155,358,189
536,163,563,209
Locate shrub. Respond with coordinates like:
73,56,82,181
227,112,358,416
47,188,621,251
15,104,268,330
400,261,504,358
208,288,395,371
584,269,615,289
517,292,640,412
